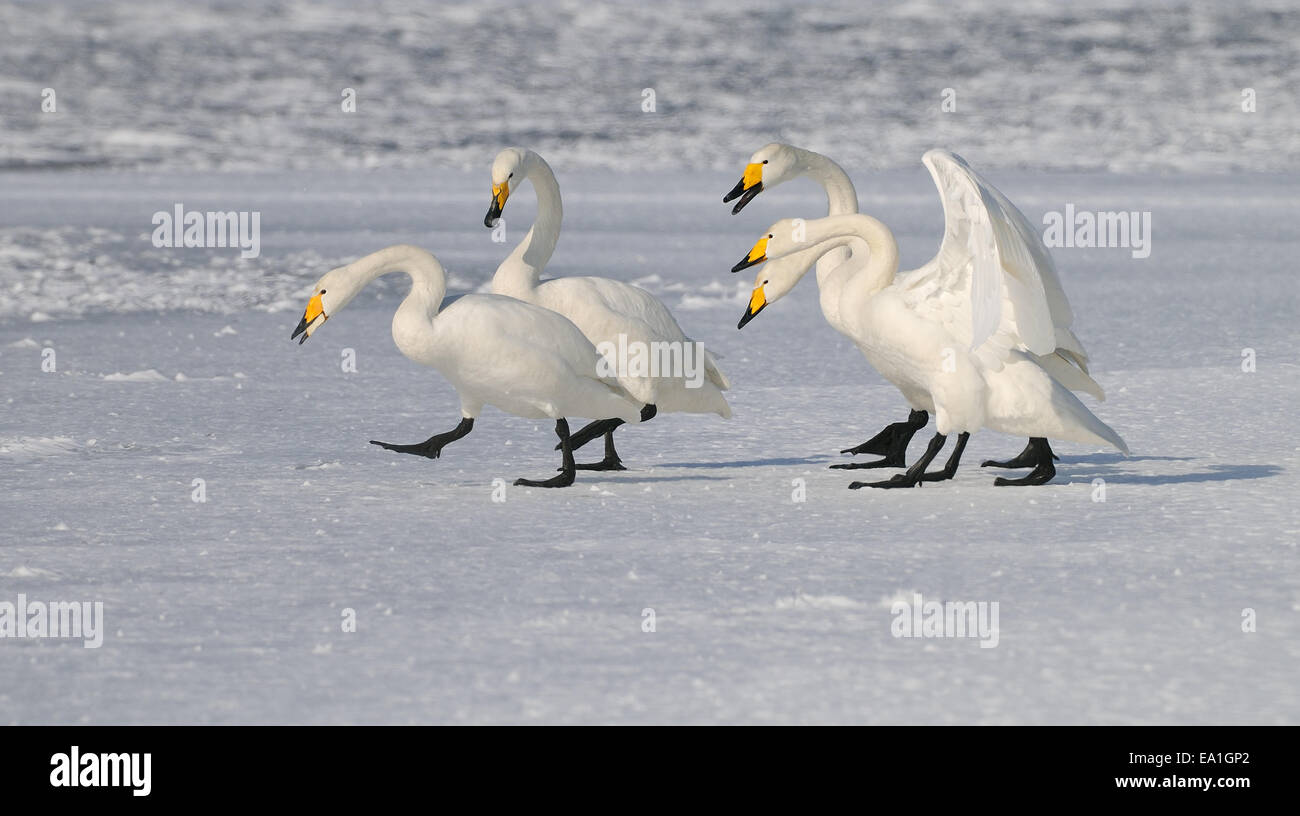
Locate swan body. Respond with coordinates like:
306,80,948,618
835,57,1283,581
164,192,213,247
292,244,643,486
729,145,1104,402
487,148,731,418
736,215,1128,455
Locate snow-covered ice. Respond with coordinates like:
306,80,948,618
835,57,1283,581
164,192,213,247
1,0,1296,174
1,165,1296,724
1,0,1297,724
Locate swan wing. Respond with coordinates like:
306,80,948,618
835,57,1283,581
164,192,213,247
437,295,642,421
905,150,1081,374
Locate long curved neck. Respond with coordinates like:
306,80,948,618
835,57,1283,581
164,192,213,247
787,147,859,279
494,152,563,298
802,214,899,297
340,244,447,320
792,147,859,216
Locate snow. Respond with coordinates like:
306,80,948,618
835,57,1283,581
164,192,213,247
1,0,1296,174
1,164,1296,724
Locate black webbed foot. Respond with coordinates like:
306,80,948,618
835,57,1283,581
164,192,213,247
989,438,1057,486
370,417,474,460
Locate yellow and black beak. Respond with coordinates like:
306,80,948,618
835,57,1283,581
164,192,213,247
737,285,767,329
731,235,768,273
291,293,326,344
484,181,510,227
722,162,765,214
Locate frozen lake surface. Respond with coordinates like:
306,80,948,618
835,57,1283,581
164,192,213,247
2,0,1296,174
0,165,1296,723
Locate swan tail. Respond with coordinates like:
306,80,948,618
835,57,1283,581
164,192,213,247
1034,351,1106,401
594,389,647,425
1047,378,1129,455
580,374,646,424
654,381,733,419
704,350,731,391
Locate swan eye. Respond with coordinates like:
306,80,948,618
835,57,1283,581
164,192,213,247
763,280,769,285
508,172,513,179
320,289,327,294
762,160,768,164
767,234,773,239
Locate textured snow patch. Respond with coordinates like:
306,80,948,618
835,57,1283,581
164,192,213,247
879,589,928,610
7,566,60,578
776,593,867,610
102,369,170,382
676,280,750,311
0,436,81,461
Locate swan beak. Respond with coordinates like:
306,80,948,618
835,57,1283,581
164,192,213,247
731,235,768,273
292,293,327,344
737,285,767,329
722,163,764,214
484,181,509,227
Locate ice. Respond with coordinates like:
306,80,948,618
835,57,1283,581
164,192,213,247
1,164,1296,725
0,0,1295,174
0,0,1296,724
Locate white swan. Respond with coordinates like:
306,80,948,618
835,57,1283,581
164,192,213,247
727,145,1109,478
485,147,731,470
732,211,1128,488
291,244,643,488
724,143,934,467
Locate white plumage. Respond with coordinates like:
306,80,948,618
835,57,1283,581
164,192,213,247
732,144,1103,402
292,244,644,487
739,211,1128,454
487,148,731,417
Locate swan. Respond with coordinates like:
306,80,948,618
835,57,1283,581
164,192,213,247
484,147,731,471
726,145,1109,478
732,210,1128,488
724,143,930,467
291,244,644,488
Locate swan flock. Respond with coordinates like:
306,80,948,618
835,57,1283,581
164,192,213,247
293,145,1126,489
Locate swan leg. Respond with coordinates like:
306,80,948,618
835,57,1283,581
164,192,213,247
992,438,1058,486
369,417,474,459
561,404,656,452
573,430,628,471
516,419,576,488
849,432,947,489
918,432,969,482
980,437,1059,469
833,409,928,469
566,418,624,451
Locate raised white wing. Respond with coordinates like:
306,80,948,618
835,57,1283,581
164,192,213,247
902,150,1095,387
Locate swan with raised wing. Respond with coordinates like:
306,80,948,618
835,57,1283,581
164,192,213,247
485,148,731,471
292,243,643,488
732,208,1127,487
727,147,1111,482
725,145,1105,475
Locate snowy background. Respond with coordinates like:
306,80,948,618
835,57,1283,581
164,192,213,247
1,0,1297,724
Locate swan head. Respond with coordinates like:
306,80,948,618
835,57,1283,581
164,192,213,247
736,253,804,329
291,267,349,344
722,143,799,214
730,218,806,273
485,147,529,227
731,219,809,328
